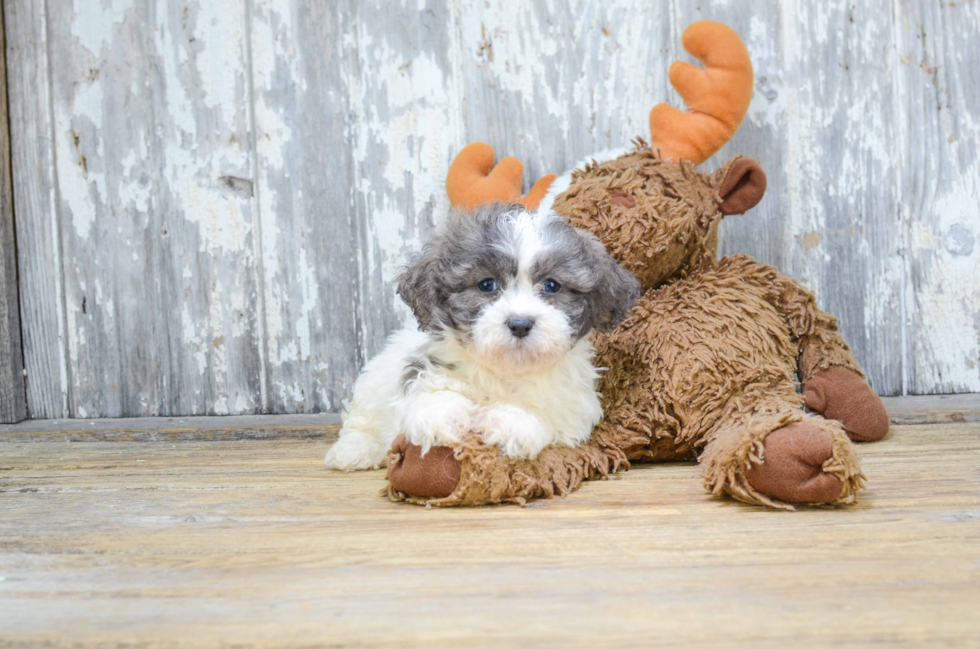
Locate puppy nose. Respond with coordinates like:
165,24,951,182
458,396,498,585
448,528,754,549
506,317,534,339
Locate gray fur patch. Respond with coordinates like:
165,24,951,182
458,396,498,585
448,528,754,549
533,218,641,336
400,357,427,395
397,202,522,333
428,355,457,371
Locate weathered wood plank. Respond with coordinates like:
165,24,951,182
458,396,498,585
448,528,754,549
247,0,361,413
896,0,980,394
1,424,978,646
4,0,70,418
780,0,905,396
0,1,27,423
880,393,980,426
43,1,264,416
0,412,340,443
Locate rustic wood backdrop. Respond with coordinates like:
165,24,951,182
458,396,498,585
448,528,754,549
3,0,978,419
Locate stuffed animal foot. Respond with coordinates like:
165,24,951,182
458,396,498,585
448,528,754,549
701,411,865,510
745,421,846,504
386,434,461,499
803,367,889,442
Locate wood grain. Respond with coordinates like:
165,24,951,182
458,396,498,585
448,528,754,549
0,412,340,443
44,1,264,417
781,0,905,396
0,1,26,423
4,0,69,418
1,423,978,647
5,0,979,417
895,1,980,394
880,393,980,425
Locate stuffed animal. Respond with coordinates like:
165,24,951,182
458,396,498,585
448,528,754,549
383,21,889,509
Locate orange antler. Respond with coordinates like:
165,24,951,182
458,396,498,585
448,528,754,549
650,21,754,165
446,142,556,210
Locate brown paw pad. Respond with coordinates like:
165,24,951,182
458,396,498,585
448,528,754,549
746,422,843,504
803,367,889,442
386,434,461,499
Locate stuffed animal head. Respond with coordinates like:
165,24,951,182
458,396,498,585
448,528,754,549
551,147,765,291
446,21,767,291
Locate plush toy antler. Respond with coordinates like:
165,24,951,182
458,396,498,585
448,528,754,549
650,21,754,165
446,142,556,210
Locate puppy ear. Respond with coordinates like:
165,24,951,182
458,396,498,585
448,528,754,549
578,230,642,332
396,246,442,332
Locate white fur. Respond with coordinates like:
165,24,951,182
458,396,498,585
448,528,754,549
324,327,602,469
402,390,476,456
325,210,605,471
477,404,552,459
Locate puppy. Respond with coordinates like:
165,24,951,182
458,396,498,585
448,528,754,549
324,202,640,471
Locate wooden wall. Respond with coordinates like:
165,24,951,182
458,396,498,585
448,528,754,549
0,1,26,422
3,0,978,418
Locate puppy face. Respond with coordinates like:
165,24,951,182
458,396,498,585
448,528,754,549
398,202,641,373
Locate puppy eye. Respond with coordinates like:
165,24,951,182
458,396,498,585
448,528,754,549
478,278,498,293
543,278,561,294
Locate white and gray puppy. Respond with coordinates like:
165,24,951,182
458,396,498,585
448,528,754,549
324,202,640,470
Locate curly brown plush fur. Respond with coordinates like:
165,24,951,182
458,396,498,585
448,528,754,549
386,142,889,510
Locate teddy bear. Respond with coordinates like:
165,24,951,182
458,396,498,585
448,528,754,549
382,21,889,509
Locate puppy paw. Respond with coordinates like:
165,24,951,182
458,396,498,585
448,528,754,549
387,434,461,499
325,432,388,471
804,367,889,442
403,392,475,456
476,405,551,459
746,422,844,504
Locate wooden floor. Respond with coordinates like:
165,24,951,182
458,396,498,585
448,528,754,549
1,421,979,648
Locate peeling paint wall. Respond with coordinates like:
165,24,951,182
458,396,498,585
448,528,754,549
5,0,979,417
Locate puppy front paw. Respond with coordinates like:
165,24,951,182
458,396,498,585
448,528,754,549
325,432,387,471
476,405,551,459
403,392,475,456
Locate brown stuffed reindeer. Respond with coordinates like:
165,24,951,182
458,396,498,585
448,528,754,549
385,21,889,509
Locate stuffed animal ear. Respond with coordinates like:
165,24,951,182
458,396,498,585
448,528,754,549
715,156,767,215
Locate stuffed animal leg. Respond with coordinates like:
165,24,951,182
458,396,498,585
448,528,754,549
697,388,865,509
754,263,890,442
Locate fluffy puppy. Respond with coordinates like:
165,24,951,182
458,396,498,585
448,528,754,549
324,202,640,471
